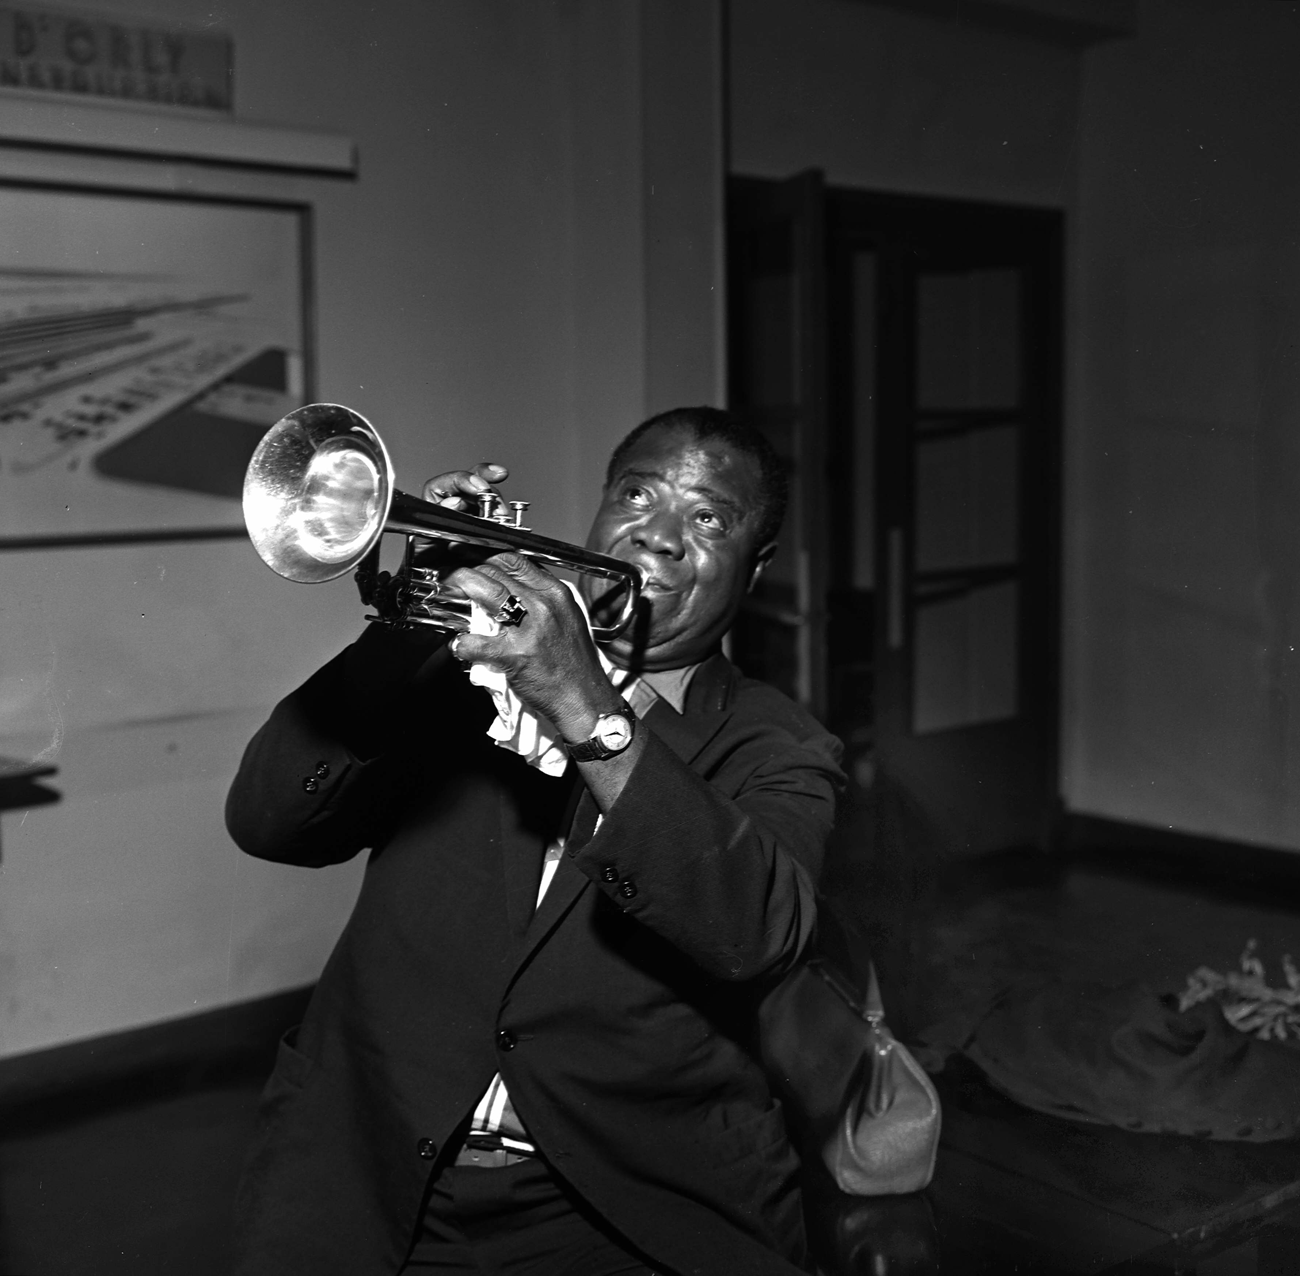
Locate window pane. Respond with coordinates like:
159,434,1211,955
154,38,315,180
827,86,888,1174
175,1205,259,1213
913,580,1018,733
915,425,1019,572
916,269,1021,411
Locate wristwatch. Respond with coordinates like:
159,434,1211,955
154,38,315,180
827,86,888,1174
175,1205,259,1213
567,707,636,762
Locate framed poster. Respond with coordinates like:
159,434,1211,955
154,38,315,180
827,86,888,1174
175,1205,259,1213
0,181,310,546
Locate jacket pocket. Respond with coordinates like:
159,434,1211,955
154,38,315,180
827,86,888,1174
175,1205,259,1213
707,1099,792,1169
706,1099,806,1257
264,1024,315,1098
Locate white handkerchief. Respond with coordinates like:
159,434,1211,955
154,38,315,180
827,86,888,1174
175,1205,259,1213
467,580,616,777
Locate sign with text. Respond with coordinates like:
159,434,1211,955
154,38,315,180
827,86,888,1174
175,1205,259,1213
0,4,231,112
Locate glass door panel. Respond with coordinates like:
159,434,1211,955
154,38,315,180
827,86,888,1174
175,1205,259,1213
916,268,1021,411
909,265,1025,738
913,579,1019,733
914,425,1019,572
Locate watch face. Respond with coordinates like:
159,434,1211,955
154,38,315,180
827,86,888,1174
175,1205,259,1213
595,713,633,751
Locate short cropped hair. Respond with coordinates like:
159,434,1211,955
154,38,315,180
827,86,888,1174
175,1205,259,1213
604,407,789,548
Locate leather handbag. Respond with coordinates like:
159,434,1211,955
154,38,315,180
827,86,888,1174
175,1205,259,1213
759,956,941,1196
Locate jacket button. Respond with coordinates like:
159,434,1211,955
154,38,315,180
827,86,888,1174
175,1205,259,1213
314,761,331,778
497,1029,517,1051
302,776,319,793
417,1138,437,1160
601,866,618,882
619,879,637,899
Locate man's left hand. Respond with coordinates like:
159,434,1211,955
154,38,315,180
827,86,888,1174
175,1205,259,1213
444,553,622,741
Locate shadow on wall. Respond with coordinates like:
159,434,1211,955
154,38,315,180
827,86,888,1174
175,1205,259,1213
0,757,60,860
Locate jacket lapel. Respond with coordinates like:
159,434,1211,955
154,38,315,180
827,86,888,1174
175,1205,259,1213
500,767,582,937
518,787,602,949
501,815,538,938
508,652,741,967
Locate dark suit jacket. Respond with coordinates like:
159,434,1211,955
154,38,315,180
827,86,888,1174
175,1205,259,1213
225,625,843,1276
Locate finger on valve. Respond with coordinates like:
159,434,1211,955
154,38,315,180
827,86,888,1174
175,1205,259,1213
422,463,508,509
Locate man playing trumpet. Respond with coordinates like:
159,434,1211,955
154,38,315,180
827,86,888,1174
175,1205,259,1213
226,407,844,1275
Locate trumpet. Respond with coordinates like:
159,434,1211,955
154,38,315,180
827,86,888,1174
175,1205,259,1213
241,403,643,639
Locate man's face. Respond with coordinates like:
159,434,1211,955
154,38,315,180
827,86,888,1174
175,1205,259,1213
582,424,772,671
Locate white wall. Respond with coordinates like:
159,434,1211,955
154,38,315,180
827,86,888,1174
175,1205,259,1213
0,0,723,1060
1064,0,1300,850
728,0,1079,208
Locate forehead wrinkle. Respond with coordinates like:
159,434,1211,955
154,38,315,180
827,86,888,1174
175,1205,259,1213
612,465,667,485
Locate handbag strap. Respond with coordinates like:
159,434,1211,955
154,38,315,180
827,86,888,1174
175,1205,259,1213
865,960,885,1022
808,957,887,1024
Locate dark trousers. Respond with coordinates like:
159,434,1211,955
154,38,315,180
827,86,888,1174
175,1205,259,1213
401,1157,663,1275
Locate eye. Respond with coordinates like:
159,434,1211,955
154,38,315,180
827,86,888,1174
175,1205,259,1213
694,507,729,533
620,483,651,507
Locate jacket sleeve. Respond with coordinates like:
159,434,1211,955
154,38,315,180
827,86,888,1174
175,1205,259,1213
566,685,843,983
224,623,458,867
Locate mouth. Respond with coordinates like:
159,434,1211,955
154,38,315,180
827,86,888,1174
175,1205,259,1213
599,554,677,596
589,548,682,607
586,575,669,621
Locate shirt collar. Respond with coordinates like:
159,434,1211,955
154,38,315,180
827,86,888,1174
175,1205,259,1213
612,661,701,717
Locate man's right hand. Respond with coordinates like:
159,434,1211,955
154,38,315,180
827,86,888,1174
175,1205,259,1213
422,462,509,511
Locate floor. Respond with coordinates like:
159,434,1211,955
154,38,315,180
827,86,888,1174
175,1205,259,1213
2,792,1299,1274
815,776,1300,1274
821,772,1300,1057
0,1062,263,1276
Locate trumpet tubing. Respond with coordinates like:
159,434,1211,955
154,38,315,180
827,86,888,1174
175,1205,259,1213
242,403,643,639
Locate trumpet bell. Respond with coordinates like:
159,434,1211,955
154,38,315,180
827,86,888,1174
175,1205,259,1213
243,403,393,584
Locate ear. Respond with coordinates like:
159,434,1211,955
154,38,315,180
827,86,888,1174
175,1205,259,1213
747,543,777,593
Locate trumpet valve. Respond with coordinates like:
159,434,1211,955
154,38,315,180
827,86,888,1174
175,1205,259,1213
473,491,529,529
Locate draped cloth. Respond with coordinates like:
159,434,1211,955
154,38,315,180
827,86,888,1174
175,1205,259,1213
963,978,1300,1141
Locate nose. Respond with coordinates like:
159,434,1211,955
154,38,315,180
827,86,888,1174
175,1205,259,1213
632,509,684,559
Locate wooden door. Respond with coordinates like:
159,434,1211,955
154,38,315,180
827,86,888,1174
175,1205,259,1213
841,192,1062,855
728,177,1062,856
